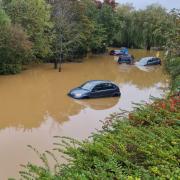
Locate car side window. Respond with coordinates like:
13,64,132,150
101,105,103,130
153,58,159,61
93,85,103,92
102,83,116,90
147,59,153,64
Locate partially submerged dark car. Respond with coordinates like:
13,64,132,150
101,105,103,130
109,48,128,56
110,50,125,56
68,80,121,99
135,57,161,66
118,54,134,64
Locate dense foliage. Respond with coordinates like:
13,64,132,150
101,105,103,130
16,93,180,180
2,0,53,58
0,8,10,26
0,0,179,74
0,24,32,74
50,0,92,69
0,7,32,74
164,9,180,92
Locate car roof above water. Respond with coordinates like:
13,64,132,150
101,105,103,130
80,80,115,91
84,80,112,86
140,56,157,61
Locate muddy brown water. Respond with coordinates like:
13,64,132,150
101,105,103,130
0,49,169,179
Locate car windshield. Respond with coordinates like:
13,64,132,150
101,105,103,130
80,82,94,90
138,57,151,65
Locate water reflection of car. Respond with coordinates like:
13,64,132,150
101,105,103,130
135,65,155,72
135,57,161,66
75,97,119,110
68,80,121,99
118,54,134,64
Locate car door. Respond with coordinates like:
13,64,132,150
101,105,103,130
90,84,104,98
147,59,153,65
100,83,116,97
153,58,160,65
150,58,156,65
90,83,114,98
105,83,118,96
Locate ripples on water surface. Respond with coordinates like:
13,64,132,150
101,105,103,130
0,49,169,179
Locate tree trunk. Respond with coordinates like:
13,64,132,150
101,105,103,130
54,59,58,69
146,36,151,51
59,53,63,72
147,45,151,51
59,60,61,72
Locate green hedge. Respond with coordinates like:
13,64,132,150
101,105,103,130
17,95,180,180
173,74,180,92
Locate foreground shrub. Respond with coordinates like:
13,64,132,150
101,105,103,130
0,24,32,75
17,94,180,180
0,8,10,26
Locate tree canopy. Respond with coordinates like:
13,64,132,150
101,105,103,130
3,0,53,58
0,0,179,74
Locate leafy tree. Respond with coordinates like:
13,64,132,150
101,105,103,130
0,0,179,75
113,3,172,50
164,9,180,92
103,0,116,9
89,23,107,53
50,0,92,70
97,3,117,45
82,0,107,53
114,3,136,47
0,24,32,74
140,4,169,50
165,8,180,55
3,0,53,58
0,7,32,74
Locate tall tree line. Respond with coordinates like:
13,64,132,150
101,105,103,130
0,0,179,74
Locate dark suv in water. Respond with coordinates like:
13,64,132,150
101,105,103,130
68,80,121,99
109,48,128,56
118,54,134,64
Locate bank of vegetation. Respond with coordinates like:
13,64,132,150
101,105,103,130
17,92,180,180
10,6,180,180
0,0,179,74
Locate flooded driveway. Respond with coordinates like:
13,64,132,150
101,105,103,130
0,49,169,179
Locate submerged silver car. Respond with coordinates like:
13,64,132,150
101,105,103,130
136,57,161,66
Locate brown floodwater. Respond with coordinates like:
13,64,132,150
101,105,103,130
0,49,169,179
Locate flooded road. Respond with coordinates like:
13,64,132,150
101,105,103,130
0,49,169,179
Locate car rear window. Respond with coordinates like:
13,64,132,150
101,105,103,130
102,83,116,90
93,84,104,91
